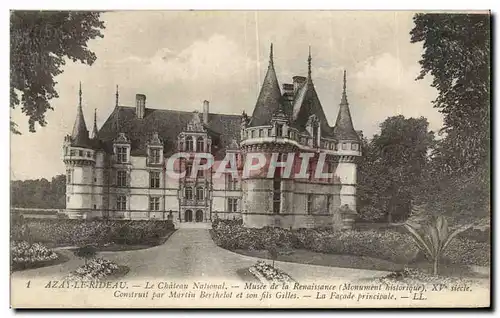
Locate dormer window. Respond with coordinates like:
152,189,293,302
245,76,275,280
116,147,128,163
276,124,283,137
186,136,194,151
149,148,161,164
197,137,204,152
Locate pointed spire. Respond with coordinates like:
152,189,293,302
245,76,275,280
115,85,119,107
90,108,98,139
333,70,359,141
71,82,91,147
269,43,274,67
249,42,283,127
308,46,312,78
341,70,348,105
79,81,82,108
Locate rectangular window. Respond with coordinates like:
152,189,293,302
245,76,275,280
273,173,281,214
351,143,359,151
307,194,314,214
149,148,161,163
342,143,348,150
226,174,237,190
116,196,127,211
276,124,283,137
326,195,332,212
66,169,71,184
116,147,128,163
227,198,238,212
149,197,160,211
259,129,263,137
149,171,160,188
268,129,272,137
117,170,127,187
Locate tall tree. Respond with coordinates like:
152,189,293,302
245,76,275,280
10,11,105,133
410,13,490,174
357,116,435,223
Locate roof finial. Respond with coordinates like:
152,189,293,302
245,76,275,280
94,108,97,124
269,43,274,67
79,81,82,107
341,70,348,104
308,46,312,78
115,85,119,107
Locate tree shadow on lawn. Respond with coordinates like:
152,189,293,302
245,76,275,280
234,249,488,279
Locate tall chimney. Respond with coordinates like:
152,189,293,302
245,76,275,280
136,94,146,119
203,100,209,124
282,83,294,102
292,76,307,95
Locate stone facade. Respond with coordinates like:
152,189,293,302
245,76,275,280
63,45,361,229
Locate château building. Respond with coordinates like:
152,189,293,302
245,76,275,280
63,44,362,229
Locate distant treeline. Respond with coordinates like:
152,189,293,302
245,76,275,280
11,175,66,209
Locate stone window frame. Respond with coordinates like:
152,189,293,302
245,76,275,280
196,186,204,201
116,195,127,211
196,137,205,152
186,136,194,151
227,198,238,212
115,146,129,163
184,186,193,200
149,196,161,211
307,194,314,214
149,171,160,188
116,170,127,187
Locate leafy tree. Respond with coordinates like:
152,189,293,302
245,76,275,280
357,116,435,223
267,243,278,268
10,11,105,133
11,174,66,209
410,13,490,174
411,14,491,222
73,245,97,265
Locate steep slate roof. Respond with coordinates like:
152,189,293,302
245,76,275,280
71,84,92,148
332,71,360,141
291,77,332,137
97,106,241,157
288,50,333,137
249,44,286,127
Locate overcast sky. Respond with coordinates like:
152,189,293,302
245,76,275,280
10,11,441,180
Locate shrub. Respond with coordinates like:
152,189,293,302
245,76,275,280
210,220,419,264
11,219,176,246
11,241,58,269
73,245,97,264
66,258,120,281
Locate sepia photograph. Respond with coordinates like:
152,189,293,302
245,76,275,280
9,10,491,308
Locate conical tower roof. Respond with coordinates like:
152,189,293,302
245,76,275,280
71,82,91,147
249,44,284,127
333,71,360,141
291,47,331,136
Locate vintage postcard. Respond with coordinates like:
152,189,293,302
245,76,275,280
10,10,490,308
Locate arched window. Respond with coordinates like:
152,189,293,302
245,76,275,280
197,137,204,152
186,136,194,151
184,186,193,200
196,187,204,200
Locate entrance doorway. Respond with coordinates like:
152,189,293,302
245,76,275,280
184,210,193,222
195,210,203,222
